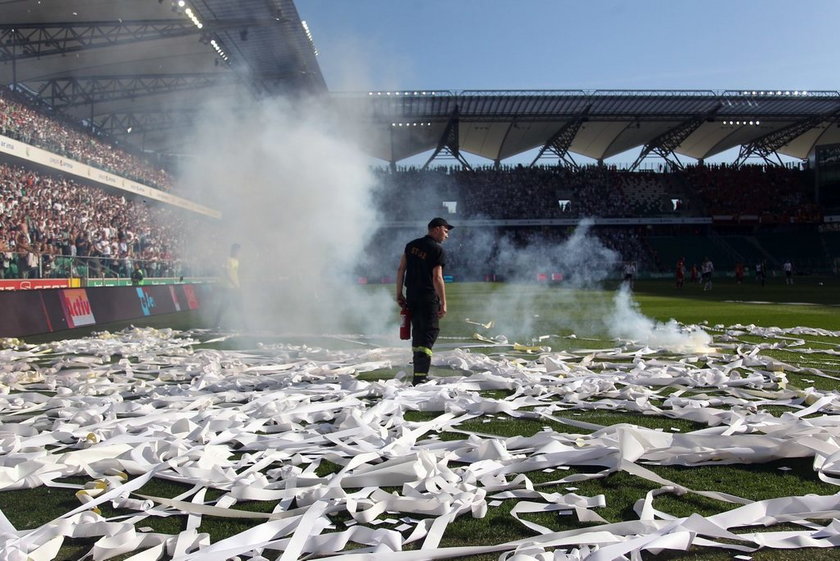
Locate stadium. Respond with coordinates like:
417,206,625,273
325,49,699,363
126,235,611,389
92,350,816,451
2,1,840,560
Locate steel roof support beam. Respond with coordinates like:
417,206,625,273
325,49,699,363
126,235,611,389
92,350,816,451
732,111,840,167
93,110,195,141
0,18,264,62
629,105,721,171
0,21,202,62
629,117,703,171
530,117,586,169
36,74,229,108
423,107,473,170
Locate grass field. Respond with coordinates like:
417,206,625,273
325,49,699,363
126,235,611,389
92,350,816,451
3,277,840,561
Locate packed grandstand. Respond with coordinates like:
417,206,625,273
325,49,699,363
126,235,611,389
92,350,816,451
1,83,840,285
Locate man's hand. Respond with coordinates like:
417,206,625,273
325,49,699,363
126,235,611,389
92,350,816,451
396,294,406,307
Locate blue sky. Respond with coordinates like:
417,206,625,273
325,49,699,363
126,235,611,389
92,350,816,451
297,0,838,93
295,1,836,165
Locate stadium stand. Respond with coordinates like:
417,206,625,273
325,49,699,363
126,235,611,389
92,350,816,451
0,160,210,280
0,88,174,192
0,87,228,283
369,162,835,280
373,163,817,222
754,230,826,273
679,163,817,222
647,234,731,277
1,86,838,286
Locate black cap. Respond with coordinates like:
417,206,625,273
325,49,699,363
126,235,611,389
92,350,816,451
428,217,454,230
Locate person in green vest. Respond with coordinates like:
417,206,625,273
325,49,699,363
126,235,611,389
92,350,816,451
131,262,145,286
214,243,247,330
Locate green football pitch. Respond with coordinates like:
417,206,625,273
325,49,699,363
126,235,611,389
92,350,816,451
5,277,840,561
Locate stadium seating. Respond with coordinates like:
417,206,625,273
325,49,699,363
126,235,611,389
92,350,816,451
1,86,837,283
754,231,825,273
0,161,211,280
0,88,173,192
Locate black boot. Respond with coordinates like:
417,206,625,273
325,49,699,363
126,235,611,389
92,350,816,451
412,374,428,385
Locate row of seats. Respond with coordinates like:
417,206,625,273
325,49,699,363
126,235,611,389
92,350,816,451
373,163,817,221
0,87,173,191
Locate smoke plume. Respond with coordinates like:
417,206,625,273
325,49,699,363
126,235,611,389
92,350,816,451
173,97,713,353
177,95,393,335
455,219,713,353
608,284,714,353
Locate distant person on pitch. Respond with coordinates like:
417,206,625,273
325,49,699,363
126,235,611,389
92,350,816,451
214,243,247,330
396,217,453,385
622,260,636,289
701,256,714,291
755,260,766,287
675,257,685,288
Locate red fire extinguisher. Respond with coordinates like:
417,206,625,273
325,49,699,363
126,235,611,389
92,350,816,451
399,305,411,340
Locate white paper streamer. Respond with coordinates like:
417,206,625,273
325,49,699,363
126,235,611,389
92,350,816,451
1,324,840,560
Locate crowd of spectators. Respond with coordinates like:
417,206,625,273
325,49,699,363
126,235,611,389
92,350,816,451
0,158,815,282
366,163,824,279
0,85,828,284
372,162,820,224
678,163,819,223
0,87,173,192
0,162,208,280
373,164,709,220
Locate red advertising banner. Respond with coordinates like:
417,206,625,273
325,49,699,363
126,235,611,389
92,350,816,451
59,289,96,328
0,279,74,291
169,286,182,312
0,283,206,337
181,284,200,310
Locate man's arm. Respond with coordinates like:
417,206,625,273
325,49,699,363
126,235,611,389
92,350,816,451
432,264,446,317
395,254,407,306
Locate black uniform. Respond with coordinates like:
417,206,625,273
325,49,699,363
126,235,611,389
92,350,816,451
403,234,446,378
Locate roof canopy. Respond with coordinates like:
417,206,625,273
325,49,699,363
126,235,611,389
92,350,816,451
331,90,840,167
0,0,325,154
2,2,838,167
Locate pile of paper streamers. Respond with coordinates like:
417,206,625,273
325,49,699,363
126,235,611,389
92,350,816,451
1,323,840,560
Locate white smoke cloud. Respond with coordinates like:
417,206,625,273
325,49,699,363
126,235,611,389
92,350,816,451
457,219,619,338
608,284,714,353
177,95,393,335
455,219,713,353
172,95,714,353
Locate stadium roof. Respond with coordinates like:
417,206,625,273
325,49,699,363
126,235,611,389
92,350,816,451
0,0,325,154
2,2,840,169
332,89,840,169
